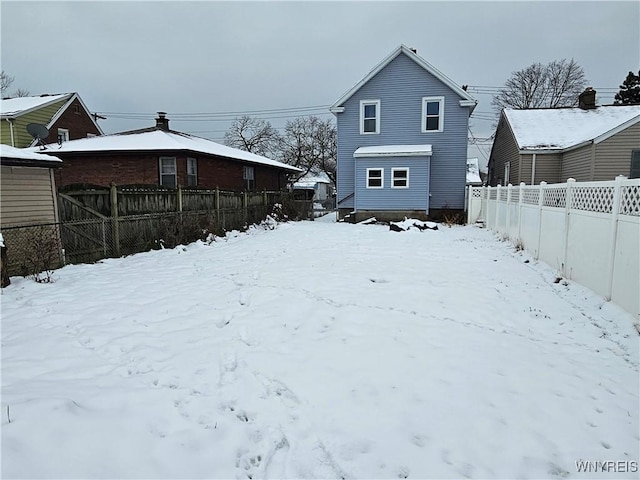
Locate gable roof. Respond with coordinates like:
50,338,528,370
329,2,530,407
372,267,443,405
330,44,476,113
33,129,301,172
0,93,72,118
0,92,105,141
503,105,640,152
1,144,62,167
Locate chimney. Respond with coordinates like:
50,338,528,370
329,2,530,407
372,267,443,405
578,87,596,110
156,111,170,130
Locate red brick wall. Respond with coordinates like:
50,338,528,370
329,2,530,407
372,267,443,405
45,98,102,144
55,151,290,191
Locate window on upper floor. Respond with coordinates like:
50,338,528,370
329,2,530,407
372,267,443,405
422,97,444,133
187,157,198,187
360,100,380,134
159,157,177,188
366,168,384,188
630,150,640,179
57,128,69,143
391,168,409,188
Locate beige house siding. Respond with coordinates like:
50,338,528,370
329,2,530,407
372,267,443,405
561,144,592,182
593,122,640,180
519,154,532,184
534,153,562,184
1,165,58,227
0,99,67,147
489,116,520,185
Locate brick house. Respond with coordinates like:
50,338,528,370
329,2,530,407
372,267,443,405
39,113,300,190
1,93,103,147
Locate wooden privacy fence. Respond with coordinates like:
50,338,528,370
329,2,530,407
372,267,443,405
467,176,640,319
2,185,312,278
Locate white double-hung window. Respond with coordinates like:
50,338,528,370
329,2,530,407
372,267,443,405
159,157,177,188
187,157,198,187
391,168,409,188
366,168,384,188
360,100,380,134
422,96,444,132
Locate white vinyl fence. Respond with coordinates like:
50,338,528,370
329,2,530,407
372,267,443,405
467,176,640,319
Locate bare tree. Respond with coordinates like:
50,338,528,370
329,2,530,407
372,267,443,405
223,116,282,158
13,88,31,97
493,59,587,110
280,116,336,184
1,71,14,95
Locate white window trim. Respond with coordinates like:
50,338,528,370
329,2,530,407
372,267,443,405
360,100,380,135
391,168,410,189
187,157,198,187
504,161,511,185
421,96,445,133
366,167,384,189
159,156,177,187
57,128,69,143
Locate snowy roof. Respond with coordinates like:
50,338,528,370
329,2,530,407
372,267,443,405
354,145,432,157
293,173,331,189
34,129,301,172
0,144,62,163
0,93,72,117
331,45,476,113
504,105,640,152
466,158,482,184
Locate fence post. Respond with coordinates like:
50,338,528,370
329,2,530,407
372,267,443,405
518,182,525,243
535,181,546,260
243,191,248,225
177,185,183,212
110,182,121,257
495,184,501,232
506,184,512,238
562,178,575,277
606,175,625,300
466,186,473,224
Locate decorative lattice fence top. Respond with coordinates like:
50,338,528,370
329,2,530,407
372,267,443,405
473,178,640,217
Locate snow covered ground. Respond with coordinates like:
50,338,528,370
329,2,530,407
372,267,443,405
2,215,638,479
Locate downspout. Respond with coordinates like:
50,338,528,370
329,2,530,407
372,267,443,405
531,153,537,185
8,118,15,147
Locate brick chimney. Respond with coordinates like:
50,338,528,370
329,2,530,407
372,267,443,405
578,87,596,110
156,111,170,130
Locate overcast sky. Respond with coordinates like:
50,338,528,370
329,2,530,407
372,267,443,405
2,1,639,166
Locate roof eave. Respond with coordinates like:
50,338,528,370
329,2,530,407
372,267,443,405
330,44,475,110
1,93,72,120
593,114,640,144
0,157,62,168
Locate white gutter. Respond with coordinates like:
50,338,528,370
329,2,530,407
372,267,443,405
531,153,536,185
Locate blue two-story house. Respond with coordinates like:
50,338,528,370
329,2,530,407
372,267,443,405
330,45,477,222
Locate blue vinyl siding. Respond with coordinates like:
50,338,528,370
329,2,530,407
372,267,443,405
355,156,430,210
336,52,470,211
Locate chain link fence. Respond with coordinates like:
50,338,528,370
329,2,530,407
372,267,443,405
2,197,312,280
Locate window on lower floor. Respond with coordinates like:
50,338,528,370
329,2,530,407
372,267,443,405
243,165,255,190
57,128,69,143
187,157,198,187
159,157,177,188
366,168,384,188
631,150,640,179
504,161,511,185
391,168,409,188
